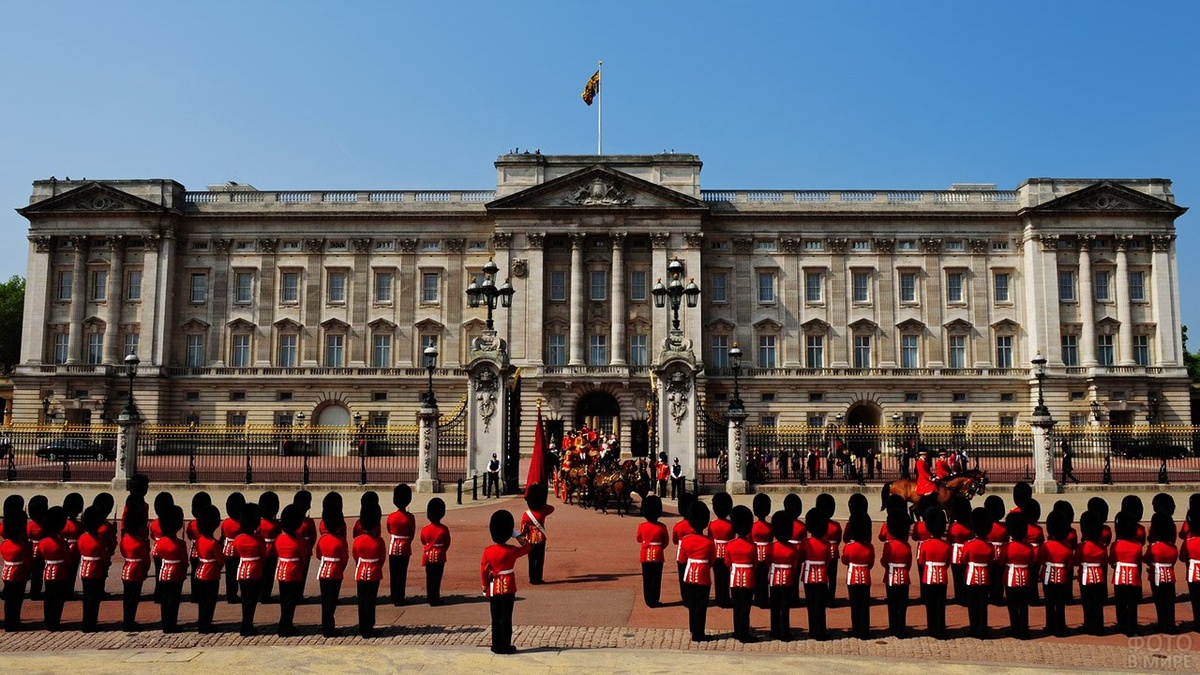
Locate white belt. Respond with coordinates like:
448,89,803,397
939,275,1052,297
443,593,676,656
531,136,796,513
240,556,261,562
80,556,102,562
3,561,23,566
1152,562,1174,584
1115,561,1138,583
494,568,514,575
320,557,342,563
967,561,988,581
278,557,300,563
124,558,144,563
730,563,753,570
1042,561,1065,584
1006,563,1028,585
160,559,183,565
1079,561,1103,584
887,562,907,584
848,562,869,570
357,558,380,563
428,543,446,547
769,562,792,576
714,539,732,545
198,558,217,563
646,542,663,546
44,559,65,564
263,538,276,544
684,558,707,578
390,535,411,542
803,560,826,578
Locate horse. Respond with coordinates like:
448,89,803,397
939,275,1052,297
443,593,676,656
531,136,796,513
881,474,983,519
592,460,652,516
560,466,592,506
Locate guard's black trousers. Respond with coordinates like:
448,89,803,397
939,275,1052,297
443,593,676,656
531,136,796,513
1079,582,1107,635
122,580,143,631
1150,580,1176,634
713,560,730,608
731,587,754,641
426,562,445,605
388,555,410,605
848,584,871,639
319,578,342,635
886,584,909,638
641,562,663,607
489,593,515,652
1043,582,1067,637
277,580,304,635
357,580,379,636
1190,581,1200,633
681,582,710,641
80,577,105,632
965,584,990,639
769,583,792,639
1114,584,1141,637
753,563,770,609
3,580,26,631
42,579,68,631
224,556,240,603
193,579,218,633
1005,584,1031,639
239,579,262,634
528,542,546,583
921,582,947,638
805,582,829,640
159,579,183,633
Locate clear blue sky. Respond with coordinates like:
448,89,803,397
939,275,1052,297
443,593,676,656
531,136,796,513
2,1,1197,326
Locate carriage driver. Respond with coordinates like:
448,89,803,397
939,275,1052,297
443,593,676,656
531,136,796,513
915,450,937,499
935,450,955,483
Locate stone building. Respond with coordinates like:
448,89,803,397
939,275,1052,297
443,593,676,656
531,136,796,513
11,153,1189,452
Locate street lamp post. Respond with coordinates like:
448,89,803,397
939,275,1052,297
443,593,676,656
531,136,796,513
41,396,51,426
651,257,701,332
1031,352,1049,417
423,346,439,408
728,343,744,414
466,259,515,332
123,352,140,419
296,412,309,485
355,411,366,485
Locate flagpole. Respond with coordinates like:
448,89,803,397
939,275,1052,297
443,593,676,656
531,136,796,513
597,60,603,155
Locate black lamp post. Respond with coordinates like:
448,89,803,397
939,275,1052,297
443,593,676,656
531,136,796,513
466,259,515,331
123,352,140,418
1147,392,1160,425
297,412,309,485
41,396,51,425
354,411,366,484
1031,352,1049,417
651,257,701,331
423,345,439,407
728,342,744,414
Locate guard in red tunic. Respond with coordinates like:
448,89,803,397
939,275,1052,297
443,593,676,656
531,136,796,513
149,491,175,605
421,498,451,606
2,506,30,632
1179,508,1200,633
315,509,348,637
1050,500,1079,604
257,491,282,604
481,510,532,654
783,494,807,605
678,502,715,642
635,495,669,608
1120,495,1147,545
520,483,555,585
352,503,386,638
881,512,913,638
275,504,309,637
946,500,972,607
25,496,48,602
293,490,317,578
1145,513,1178,634
801,508,832,641
152,506,187,633
842,511,875,639
191,505,223,634
353,491,382,539
61,493,84,601
709,493,734,609
119,498,151,632
766,510,799,641
963,507,995,639
1040,511,1073,637
1110,511,1143,637
93,493,117,580
672,492,697,602
187,492,212,599
918,507,951,639
320,492,348,540
221,492,245,604
999,512,1034,639
1087,497,1113,547
1021,499,1045,606
1075,511,1109,635
984,495,1008,606
233,502,266,636
36,506,70,631
77,506,108,633
725,505,757,643
387,484,416,606
1180,494,1200,542
816,494,841,603
749,494,773,609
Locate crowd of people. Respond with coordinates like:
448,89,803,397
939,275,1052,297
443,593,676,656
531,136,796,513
636,485,1200,642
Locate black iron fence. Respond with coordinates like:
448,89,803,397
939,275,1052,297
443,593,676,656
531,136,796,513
0,424,121,482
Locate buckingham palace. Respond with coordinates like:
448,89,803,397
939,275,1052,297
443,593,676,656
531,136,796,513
10,152,1190,454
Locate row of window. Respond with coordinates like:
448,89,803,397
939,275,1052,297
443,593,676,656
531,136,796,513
54,269,143,302
51,332,139,365
1058,270,1148,302
181,332,440,369
1061,334,1152,367
708,239,1014,253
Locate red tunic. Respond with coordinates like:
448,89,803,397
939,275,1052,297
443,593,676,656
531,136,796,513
420,522,451,565
233,532,266,581
319,517,348,540
481,542,532,596
766,540,799,587
274,532,308,583
352,532,386,582
37,536,70,582
1099,524,1113,548
672,518,695,564
194,535,224,582
297,517,317,547
1025,523,1045,548
315,533,348,580
520,505,555,545
724,537,757,589
0,539,30,582
825,521,843,560
1075,540,1108,586
1110,539,1143,586
750,519,773,563
1144,542,1177,585
963,538,993,585
709,518,735,561
842,540,875,586
917,537,951,585
1040,540,1073,585
386,509,416,557
636,521,669,563
801,537,833,585
935,458,951,480
27,521,45,560
915,459,936,496
119,533,150,582
986,522,1007,562
1180,535,1200,583
98,521,117,562
678,532,716,585
77,532,107,580
881,539,912,586
352,519,381,540
153,536,187,582
999,540,1035,587
258,517,281,559
220,518,240,557
62,517,81,560
186,520,202,560
789,520,808,547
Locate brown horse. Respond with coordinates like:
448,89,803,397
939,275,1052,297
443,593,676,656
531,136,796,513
592,460,652,516
881,474,984,517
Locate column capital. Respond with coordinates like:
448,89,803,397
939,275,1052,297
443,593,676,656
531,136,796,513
683,232,703,248
525,232,546,248
651,233,671,249
492,231,513,250
1076,234,1094,251
1038,233,1059,252
610,231,627,246
568,232,587,248
1113,234,1133,251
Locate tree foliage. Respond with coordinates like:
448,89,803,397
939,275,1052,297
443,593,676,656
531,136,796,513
1184,325,1200,380
0,275,24,372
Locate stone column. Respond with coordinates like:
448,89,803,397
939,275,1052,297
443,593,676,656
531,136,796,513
397,239,417,366
654,353,700,493
1150,235,1178,365
827,238,850,367
1114,236,1135,366
351,238,371,367
921,238,944,367
610,233,627,365
1078,237,1097,367
211,239,232,363
416,404,441,493
568,233,586,366
725,408,749,494
65,237,88,364
522,232,546,365
465,335,510,489
104,237,125,363
1031,412,1059,494
112,410,142,491
256,239,279,364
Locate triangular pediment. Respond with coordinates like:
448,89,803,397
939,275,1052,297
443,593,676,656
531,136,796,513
991,318,1020,332
487,165,708,212
753,318,782,331
273,318,303,331
801,318,831,334
848,318,878,333
461,318,487,331
708,318,736,332
414,318,444,332
227,318,256,332
944,318,974,333
1097,316,1121,335
1024,182,1186,216
18,182,173,216
319,318,349,331
896,318,926,333
368,318,397,332
181,318,210,331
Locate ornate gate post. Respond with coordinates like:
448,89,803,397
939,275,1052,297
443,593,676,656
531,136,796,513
1031,414,1059,494
112,410,142,491
466,332,511,491
653,336,700,493
416,403,441,493
725,407,749,494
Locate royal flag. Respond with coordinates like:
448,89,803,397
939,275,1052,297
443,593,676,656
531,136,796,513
525,405,547,497
581,70,600,106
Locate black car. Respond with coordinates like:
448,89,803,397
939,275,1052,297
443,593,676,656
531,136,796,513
1118,439,1189,460
36,439,116,462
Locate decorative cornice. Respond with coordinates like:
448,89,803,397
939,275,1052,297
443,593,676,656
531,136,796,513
651,233,671,250
398,238,418,253
526,232,546,248
827,238,848,255
492,232,512,250
1151,234,1175,252
352,238,372,254
873,238,895,255
257,238,278,253
304,238,325,254
920,237,942,254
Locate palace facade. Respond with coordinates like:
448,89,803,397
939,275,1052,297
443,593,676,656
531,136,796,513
12,153,1189,450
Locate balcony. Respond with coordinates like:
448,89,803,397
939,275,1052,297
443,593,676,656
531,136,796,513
703,366,1028,378
164,366,464,378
